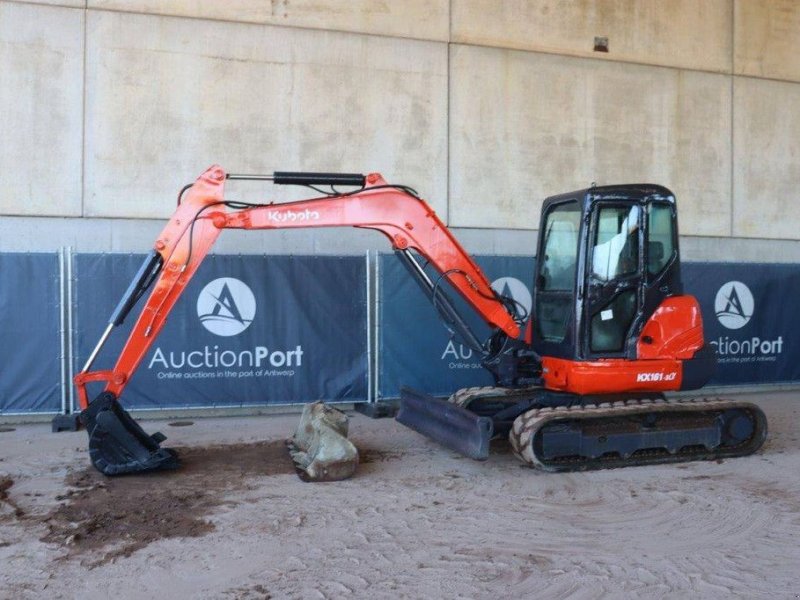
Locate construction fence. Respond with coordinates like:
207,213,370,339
1,251,798,415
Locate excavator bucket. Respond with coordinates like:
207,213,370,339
396,387,493,460
287,401,358,481
80,392,179,476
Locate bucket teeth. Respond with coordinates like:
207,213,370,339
81,392,180,476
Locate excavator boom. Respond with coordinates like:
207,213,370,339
74,165,526,474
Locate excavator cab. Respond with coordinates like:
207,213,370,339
533,185,681,363
401,183,764,468
527,184,719,396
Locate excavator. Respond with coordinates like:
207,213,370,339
74,165,767,475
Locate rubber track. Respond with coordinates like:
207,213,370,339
447,386,520,408
448,387,500,408
508,397,768,472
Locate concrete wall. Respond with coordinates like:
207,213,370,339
0,2,83,217
1,0,800,261
449,46,732,236
83,10,447,219
452,0,733,73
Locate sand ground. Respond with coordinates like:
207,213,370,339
1,392,799,599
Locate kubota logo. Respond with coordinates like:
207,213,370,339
197,278,256,336
267,209,320,223
715,281,754,330
491,277,532,319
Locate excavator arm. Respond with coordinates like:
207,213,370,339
74,165,527,474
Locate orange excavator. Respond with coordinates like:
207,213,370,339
74,166,767,475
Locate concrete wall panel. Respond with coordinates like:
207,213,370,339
452,0,732,73
6,0,84,7
0,2,83,217
733,77,800,240
84,11,448,219
449,46,731,236
89,0,449,42
735,0,800,83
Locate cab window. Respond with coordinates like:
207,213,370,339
647,203,675,275
537,201,580,343
540,202,580,292
591,205,640,281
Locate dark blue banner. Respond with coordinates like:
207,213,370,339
0,253,62,414
378,253,535,398
4,252,796,417
684,263,800,386
73,254,368,409
379,256,800,397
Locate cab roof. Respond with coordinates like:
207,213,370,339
543,184,676,214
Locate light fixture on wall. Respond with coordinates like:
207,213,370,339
594,36,609,52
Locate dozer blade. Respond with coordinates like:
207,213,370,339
80,392,179,476
396,387,493,460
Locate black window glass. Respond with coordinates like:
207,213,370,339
647,203,675,275
537,201,580,343
540,203,580,292
590,290,637,352
591,206,640,281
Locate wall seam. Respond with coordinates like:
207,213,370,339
7,1,800,86
730,0,735,237
67,3,800,84
71,4,450,46
4,0,81,9
446,0,452,226
447,41,738,79
80,3,87,217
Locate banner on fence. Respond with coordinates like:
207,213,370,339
73,254,368,409
683,263,800,386
379,256,800,398
2,250,798,416
0,253,61,414
378,253,535,398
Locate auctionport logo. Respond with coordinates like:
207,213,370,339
714,281,753,330
442,276,532,365
490,277,532,319
196,278,256,336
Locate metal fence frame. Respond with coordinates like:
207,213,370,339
67,251,373,414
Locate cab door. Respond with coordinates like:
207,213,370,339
532,199,582,360
583,202,644,358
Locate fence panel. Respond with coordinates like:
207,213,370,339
684,262,800,386
378,253,535,398
72,254,368,409
0,253,61,414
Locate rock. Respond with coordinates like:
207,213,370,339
287,402,358,481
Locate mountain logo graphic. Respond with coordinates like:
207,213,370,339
491,277,532,320
714,281,754,330
196,277,256,336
